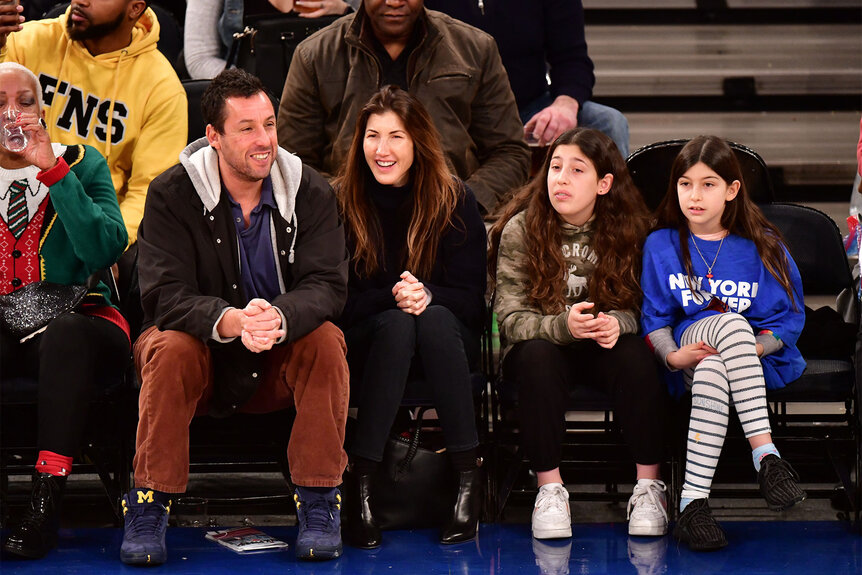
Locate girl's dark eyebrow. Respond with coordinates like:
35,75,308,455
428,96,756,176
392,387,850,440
551,156,587,165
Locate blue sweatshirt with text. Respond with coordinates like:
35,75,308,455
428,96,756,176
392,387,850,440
640,228,806,397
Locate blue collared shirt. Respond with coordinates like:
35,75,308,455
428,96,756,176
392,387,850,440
227,177,280,303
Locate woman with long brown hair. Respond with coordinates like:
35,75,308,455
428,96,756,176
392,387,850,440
489,128,669,542
641,136,806,551
335,86,487,548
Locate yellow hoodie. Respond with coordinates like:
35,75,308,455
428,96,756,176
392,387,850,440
1,8,188,243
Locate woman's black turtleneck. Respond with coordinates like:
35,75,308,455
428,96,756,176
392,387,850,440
368,176,413,280
339,176,488,333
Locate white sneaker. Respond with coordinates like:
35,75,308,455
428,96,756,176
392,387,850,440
627,536,668,575
532,483,572,539
627,479,668,536
532,538,572,575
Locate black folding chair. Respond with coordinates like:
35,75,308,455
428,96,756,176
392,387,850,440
487,294,654,521
627,138,775,210
759,203,860,527
182,79,210,144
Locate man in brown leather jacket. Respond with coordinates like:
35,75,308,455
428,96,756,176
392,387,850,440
277,0,530,213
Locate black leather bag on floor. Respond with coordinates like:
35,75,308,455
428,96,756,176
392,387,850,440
225,14,340,99
371,409,456,530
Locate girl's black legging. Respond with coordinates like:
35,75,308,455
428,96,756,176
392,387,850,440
503,334,668,472
0,312,130,457
345,307,480,462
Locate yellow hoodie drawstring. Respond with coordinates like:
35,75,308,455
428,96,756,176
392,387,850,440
47,41,72,135
103,49,127,160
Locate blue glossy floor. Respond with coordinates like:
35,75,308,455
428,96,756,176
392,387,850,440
0,520,860,574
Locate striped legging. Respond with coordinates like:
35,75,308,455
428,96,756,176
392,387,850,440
679,312,771,501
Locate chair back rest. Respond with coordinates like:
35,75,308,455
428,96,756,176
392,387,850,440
149,4,183,72
182,79,210,144
627,139,774,211
182,79,281,145
759,203,853,297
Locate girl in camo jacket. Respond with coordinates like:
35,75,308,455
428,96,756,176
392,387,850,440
489,128,669,542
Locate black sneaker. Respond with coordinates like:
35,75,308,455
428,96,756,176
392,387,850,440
758,454,806,511
294,487,343,561
673,498,727,552
119,489,170,565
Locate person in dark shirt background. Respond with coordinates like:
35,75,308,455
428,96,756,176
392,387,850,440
427,0,630,156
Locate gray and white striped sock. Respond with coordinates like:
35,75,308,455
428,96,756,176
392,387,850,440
679,313,771,501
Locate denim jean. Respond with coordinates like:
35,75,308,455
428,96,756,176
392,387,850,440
520,92,630,158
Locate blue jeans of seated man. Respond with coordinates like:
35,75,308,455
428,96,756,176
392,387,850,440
345,307,480,462
520,92,630,158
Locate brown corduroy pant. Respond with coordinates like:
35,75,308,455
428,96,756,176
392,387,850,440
132,322,349,493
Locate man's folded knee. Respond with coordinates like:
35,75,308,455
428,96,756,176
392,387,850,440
143,329,205,355
293,322,348,358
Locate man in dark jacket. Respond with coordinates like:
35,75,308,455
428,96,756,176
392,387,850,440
121,69,349,566
277,0,530,214
426,0,629,156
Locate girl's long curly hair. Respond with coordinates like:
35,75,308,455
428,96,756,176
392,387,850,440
489,128,651,315
334,86,461,279
654,135,797,304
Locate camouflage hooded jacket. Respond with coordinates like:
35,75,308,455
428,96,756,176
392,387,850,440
493,211,638,360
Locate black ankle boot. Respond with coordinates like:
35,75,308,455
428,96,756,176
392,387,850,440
345,471,381,549
3,473,66,559
440,460,483,544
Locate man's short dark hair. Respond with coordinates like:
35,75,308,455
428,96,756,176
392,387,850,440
201,68,268,134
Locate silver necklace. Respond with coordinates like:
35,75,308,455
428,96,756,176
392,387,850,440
689,231,726,279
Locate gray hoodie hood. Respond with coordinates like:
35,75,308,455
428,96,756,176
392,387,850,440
178,137,304,220
178,137,305,266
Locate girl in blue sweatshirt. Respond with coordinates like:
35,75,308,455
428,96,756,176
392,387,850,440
640,136,806,551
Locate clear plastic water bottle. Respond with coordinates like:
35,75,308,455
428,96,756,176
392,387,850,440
0,108,28,153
